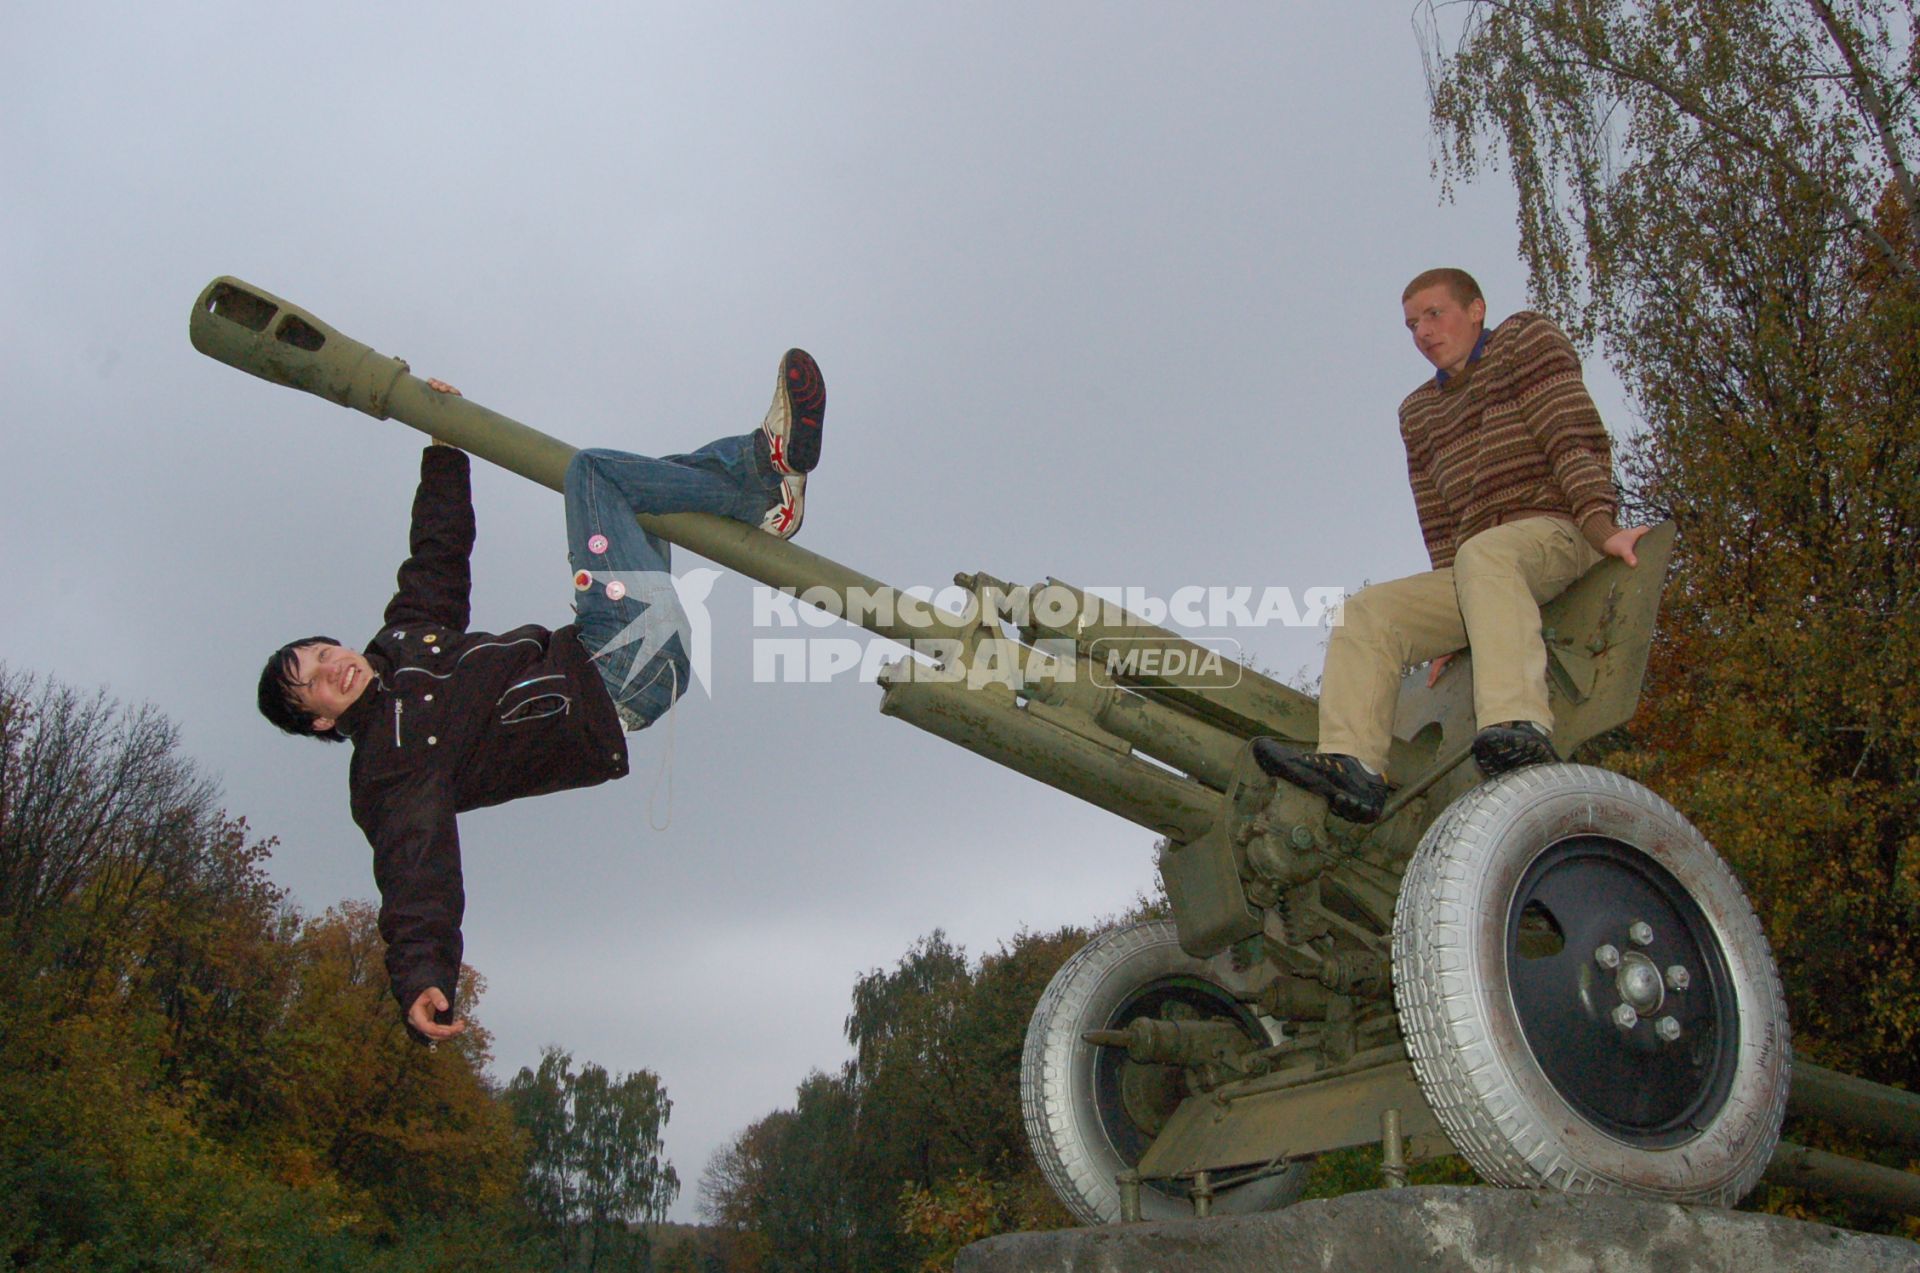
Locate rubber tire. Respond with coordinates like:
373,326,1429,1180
1392,763,1790,1205
1021,919,1311,1224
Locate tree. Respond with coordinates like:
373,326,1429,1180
0,665,295,1266
845,927,1089,1235
506,1046,680,1268
703,926,1089,1269
844,932,972,1198
274,902,528,1237
1417,0,1919,332
1419,0,1920,1197
0,666,235,978
0,665,548,1268
899,1171,1005,1273
696,1115,783,1271
698,1072,868,1273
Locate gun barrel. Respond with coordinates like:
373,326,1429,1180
878,673,1216,840
1022,579,1322,742
1787,1061,1920,1155
1762,1140,1920,1216
192,276,1251,840
189,276,968,645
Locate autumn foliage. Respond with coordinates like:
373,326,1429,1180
697,929,1087,1270
0,667,676,1268
1424,0,1920,1230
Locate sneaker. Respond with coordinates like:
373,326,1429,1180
761,348,825,476
760,473,805,539
1251,739,1388,824
1472,720,1557,775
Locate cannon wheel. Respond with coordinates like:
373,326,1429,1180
1020,919,1310,1224
1392,764,1790,1205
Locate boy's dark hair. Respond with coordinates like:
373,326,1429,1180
258,636,349,743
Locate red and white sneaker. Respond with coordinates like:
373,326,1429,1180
761,348,825,476
760,473,806,539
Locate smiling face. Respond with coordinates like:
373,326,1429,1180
1403,283,1487,376
286,642,375,732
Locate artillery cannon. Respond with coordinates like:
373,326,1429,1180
192,277,1920,1223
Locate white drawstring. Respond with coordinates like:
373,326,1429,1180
646,662,679,831
586,598,682,830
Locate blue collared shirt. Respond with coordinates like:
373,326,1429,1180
1435,327,1490,387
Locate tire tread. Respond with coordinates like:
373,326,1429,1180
1020,920,1308,1223
1392,764,1789,1205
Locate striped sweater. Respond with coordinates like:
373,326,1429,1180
1399,310,1621,570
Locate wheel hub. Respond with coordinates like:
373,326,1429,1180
1616,950,1665,1014
1506,836,1740,1146
1117,1058,1184,1137
1090,975,1269,1200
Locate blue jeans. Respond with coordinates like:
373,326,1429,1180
564,435,779,728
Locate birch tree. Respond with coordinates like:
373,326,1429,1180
1420,0,1920,1089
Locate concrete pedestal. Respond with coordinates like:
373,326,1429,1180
956,1186,1919,1272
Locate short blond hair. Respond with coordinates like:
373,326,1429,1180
1402,268,1483,308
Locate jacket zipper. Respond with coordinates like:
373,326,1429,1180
394,699,404,747
500,693,571,724
497,674,569,725
391,636,545,681
496,673,565,702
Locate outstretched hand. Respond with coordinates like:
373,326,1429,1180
1602,525,1652,567
426,379,463,450
408,985,467,1042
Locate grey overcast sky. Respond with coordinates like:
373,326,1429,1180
0,2,1631,1221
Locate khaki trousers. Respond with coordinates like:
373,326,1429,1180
1317,516,1604,773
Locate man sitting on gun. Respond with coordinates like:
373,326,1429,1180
1255,268,1648,823
256,351,825,1041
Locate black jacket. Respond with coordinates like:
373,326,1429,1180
334,446,629,1030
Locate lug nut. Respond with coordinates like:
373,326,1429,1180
1594,944,1621,970
1665,964,1691,992
1612,1004,1639,1030
1629,922,1654,946
1655,1016,1682,1042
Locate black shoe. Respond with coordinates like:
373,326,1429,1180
1472,720,1557,775
1251,739,1388,824
761,348,825,476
